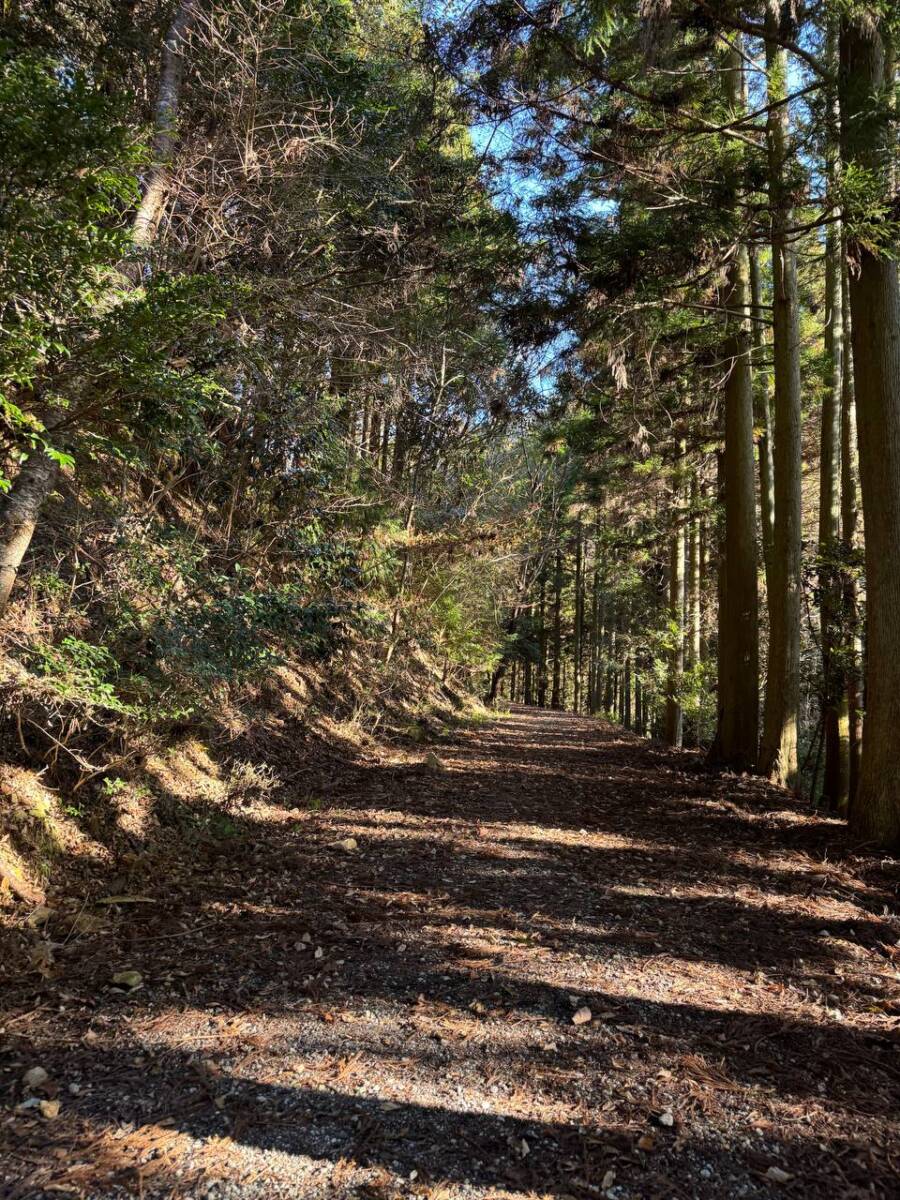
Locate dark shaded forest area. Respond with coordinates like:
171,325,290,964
1,3,898,1198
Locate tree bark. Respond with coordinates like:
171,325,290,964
708,40,759,768
537,570,548,706
749,246,776,595
840,9,900,848
0,449,58,613
633,671,642,735
604,605,617,713
578,518,585,705
550,545,563,709
819,14,850,814
589,549,602,714
665,463,686,748
687,473,702,673
841,250,862,810
759,4,803,788
132,1,197,248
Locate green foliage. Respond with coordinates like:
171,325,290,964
0,0,530,769
29,637,134,714
841,163,900,258
0,46,141,475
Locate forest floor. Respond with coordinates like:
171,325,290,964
2,706,899,1200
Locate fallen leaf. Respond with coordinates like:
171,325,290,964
602,1168,616,1189
112,969,143,989
572,1006,592,1026
331,838,358,853
637,1133,656,1151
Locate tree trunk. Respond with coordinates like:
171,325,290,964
380,419,391,475
840,10,900,848
589,555,602,714
750,245,776,594
684,474,703,745
759,4,803,788
537,571,548,707
841,250,863,811
687,473,702,673
634,670,643,735
708,43,759,769
0,449,58,613
132,1,197,248
578,518,585,705
604,607,616,713
665,470,686,748
819,15,850,814
368,407,381,459
550,545,563,709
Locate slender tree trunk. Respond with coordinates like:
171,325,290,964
0,450,58,613
820,16,850,814
604,607,616,713
665,468,686,748
688,474,702,673
840,10,900,848
380,419,391,475
750,246,776,594
684,474,702,746
368,407,381,458
759,5,803,788
550,545,563,709
841,253,862,810
578,518,585,705
132,1,197,248
537,571,548,707
590,553,601,714
709,43,759,769
634,670,643,735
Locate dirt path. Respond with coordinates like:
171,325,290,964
2,708,899,1199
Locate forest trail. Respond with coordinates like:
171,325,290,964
3,708,898,1200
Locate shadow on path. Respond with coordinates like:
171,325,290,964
2,706,898,1199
